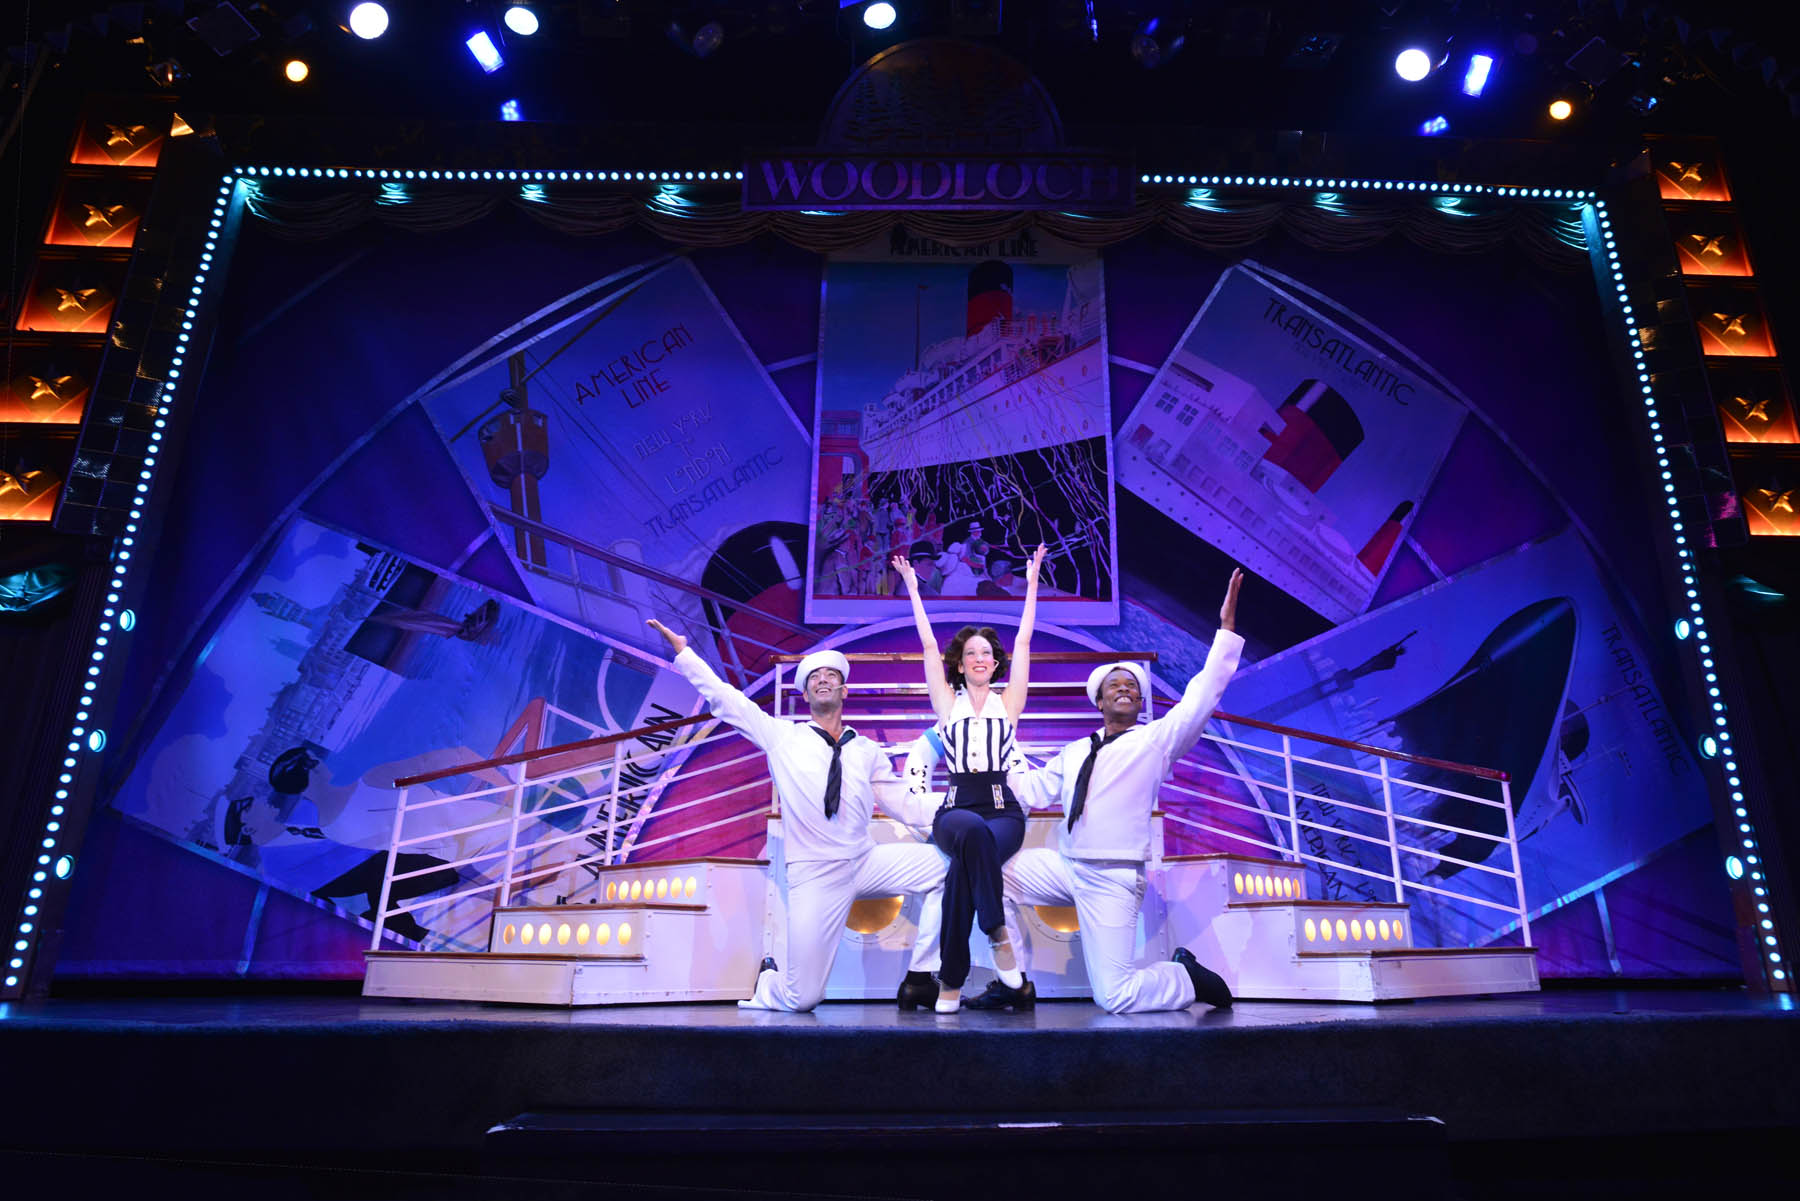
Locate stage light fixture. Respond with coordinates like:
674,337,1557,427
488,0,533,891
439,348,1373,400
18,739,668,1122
1548,98,1573,120
1419,115,1449,135
500,98,524,121
1394,47,1433,82
467,31,504,72
504,5,540,36
284,58,309,82
1462,54,1494,96
347,3,388,40
53,856,73,880
864,1,896,29
1131,18,1185,69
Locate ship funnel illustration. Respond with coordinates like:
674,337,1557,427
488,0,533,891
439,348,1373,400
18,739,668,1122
1260,379,1364,492
1381,596,1577,879
966,259,1014,336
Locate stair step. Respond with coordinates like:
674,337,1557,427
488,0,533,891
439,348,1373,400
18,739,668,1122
1232,900,1410,910
1298,946,1537,959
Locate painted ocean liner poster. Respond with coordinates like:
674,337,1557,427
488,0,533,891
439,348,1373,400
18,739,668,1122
807,227,1119,623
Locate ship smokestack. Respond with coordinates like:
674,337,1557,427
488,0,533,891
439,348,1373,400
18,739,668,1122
1259,379,1364,492
966,260,1014,336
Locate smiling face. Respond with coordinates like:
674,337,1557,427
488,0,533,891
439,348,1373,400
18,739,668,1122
960,634,997,688
1097,667,1144,725
805,666,847,713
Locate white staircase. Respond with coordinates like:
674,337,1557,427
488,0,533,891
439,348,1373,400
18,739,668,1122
363,858,768,1004
361,648,1540,1006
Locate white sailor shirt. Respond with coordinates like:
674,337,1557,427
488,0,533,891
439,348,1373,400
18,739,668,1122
1012,631,1244,862
672,647,916,863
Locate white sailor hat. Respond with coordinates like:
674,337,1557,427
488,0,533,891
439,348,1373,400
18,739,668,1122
1086,661,1149,706
795,649,851,688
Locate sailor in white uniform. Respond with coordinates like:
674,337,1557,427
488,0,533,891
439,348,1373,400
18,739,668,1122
969,569,1246,1014
647,619,945,1012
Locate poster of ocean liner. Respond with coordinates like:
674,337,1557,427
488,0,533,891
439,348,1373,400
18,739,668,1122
807,227,1119,623
1214,527,1712,952
420,258,813,675
1117,263,1468,624
109,518,707,953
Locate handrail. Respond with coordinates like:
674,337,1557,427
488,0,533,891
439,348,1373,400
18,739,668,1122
772,650,1160,663
490,506,818,639
1212,710,1510,782
392,713,713,788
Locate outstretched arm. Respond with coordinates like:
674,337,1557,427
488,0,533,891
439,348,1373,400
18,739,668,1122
1002,544,1048,721
1144,569,1246,766
892,554,954,720
646,618,787,750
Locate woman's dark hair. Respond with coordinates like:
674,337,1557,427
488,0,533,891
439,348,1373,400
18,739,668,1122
943,625,1009,689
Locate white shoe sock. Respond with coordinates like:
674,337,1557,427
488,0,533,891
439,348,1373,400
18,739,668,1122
935,987,961,1013
989,929,1024,989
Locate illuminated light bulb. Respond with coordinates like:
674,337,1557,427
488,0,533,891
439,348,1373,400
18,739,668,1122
606,881,618,900
348,2,388,40
1234,872,1244,895
630,879,643,900
521,923,535,944
576,924,590,945
657,878,669,899
284,59,309,83
1380,919,1391,940
502,924,516,944
537,922,551,945
1549,99,1574,121
595,923,611,946
1335,919,1348,940
1393,921,1404,941
1319,919,1332,941
1351,919,1364,940
618,922,633,945
684,876,698,899
1305,918,1318,942
557,923,571,945
1395,48,1433,81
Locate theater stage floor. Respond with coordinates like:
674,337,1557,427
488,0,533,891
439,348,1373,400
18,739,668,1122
2,987,1795,1198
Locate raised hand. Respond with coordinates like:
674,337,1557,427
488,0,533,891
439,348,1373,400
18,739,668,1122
1219,568,1245,632
890,553,918,590
646,618,688,657
1023,543,1048,585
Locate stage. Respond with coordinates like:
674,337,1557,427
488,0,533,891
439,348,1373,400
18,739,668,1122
2,986,1795,1198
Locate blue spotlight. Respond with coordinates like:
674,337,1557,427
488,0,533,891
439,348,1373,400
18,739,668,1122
1462,54,1494,96
347,3,388,40
1395,47,1432,82
1675,617,1692,640
467,30,504,73
864,2,897,29
1419,115,1449,135
500,99,524,121
1699,735,1719,759
504,5,539,36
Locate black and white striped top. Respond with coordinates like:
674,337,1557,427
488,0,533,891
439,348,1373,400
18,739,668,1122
936,688,1018,775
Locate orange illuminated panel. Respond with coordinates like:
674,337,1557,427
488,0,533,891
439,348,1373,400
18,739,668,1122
1713,366,1798,446
0,341,100,425
0,434,73,523
15,255,127,335
1736,457,1800,537
1666,208,1751,277
45,174,153,248
69,115,165,167
1652,142,1730,201
1689,284,1776,358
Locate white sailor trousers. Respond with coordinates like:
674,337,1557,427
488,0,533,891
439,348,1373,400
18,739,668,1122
743,841,947,1012
1003,848,1196,1014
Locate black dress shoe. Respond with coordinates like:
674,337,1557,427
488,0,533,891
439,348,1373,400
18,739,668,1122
1173,947,1232,1009
759,955,779,975
896,970,939,1011
964,974,1036,1011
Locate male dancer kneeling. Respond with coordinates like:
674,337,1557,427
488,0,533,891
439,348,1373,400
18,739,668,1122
648,619,945,1012
967,569,1245,1014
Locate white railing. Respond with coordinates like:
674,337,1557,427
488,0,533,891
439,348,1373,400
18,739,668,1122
370,651,1529,953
